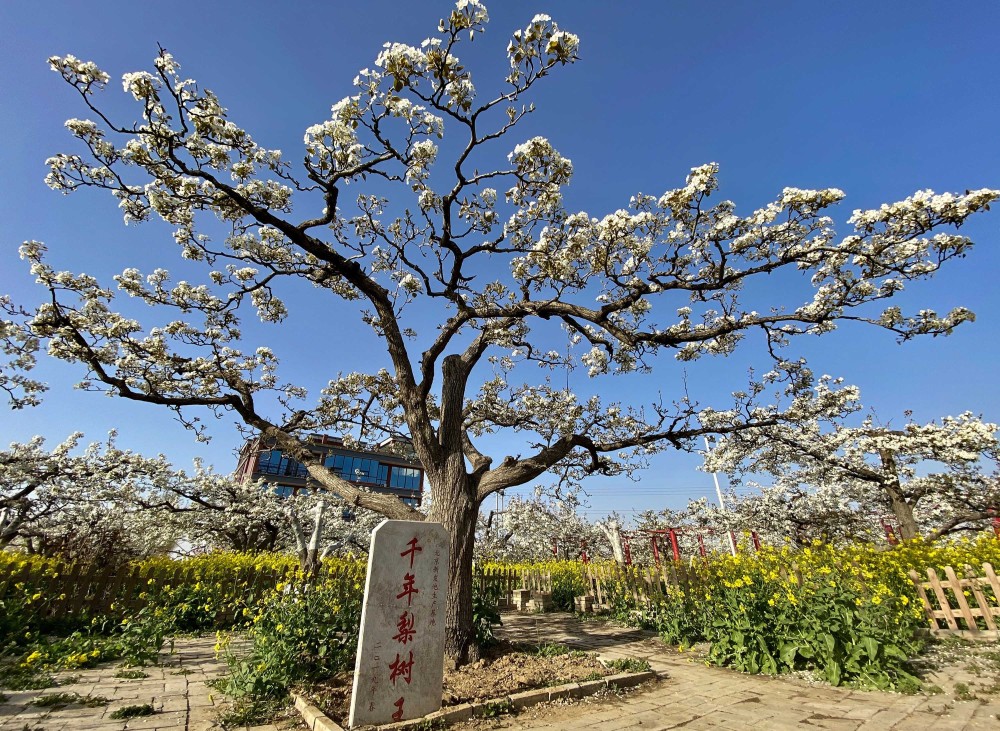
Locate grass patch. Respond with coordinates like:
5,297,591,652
108,703,155,719
475,699,514,718
935,635,974,650
29,692,79,708
953,682,976,701
412,718,448,731
574,611,612,622
216,697,285,728
605,657,652,673
532,643,571,657
0,663,55,691
980,650,1000,670
114,669,148,679
29,692,108,708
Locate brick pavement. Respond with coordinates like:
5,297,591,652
4,615,1000,730
0,636,296,731
494,614,1000,731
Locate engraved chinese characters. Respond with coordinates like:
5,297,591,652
348,520,449,727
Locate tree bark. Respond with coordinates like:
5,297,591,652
599,519,625,564
427,469,481,667
879,449,920,540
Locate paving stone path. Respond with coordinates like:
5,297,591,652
495,614,1000,731
0,636,296,731
4,614,1000,730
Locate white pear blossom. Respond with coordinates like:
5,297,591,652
3,4,997,665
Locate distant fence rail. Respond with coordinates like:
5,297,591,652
0,557,559,622
0,560,301,623
582,561,697,610
6,555,990,630
909,563,1000,636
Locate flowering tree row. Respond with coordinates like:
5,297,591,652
0,433,380,565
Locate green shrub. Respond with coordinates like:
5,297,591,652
472,581,503,648
628,545,927,690
215,573,363,719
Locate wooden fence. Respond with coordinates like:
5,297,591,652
582,561,696,610
10,555,989,630
0,558,553,623
0,560,302,624
909,563,1000,636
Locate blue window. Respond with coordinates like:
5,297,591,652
324,453,389,486
256,450,307,478
390,466,422,491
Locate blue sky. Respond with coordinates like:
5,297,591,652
1,1,998,523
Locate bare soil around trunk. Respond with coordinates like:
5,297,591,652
302,639,613,725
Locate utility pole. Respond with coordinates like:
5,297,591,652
705,437,737,556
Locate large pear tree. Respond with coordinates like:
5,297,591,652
2,2,997,662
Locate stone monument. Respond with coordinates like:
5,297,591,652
348,520,449,727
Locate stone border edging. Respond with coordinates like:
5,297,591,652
292,670,658,731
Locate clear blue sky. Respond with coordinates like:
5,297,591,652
1,1,998,523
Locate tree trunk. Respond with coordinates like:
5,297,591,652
427,473,481,668
878,450,920,541
885,485,920,541
599,519,625,564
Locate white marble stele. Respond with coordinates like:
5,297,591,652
348,520,449,728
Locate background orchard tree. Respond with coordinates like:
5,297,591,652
704,398,1000,541
284,495,384,576
597,515,627,564
119,458,383,560
476,487,606,561
2,2,998,662
0,431,382,561
141,464,288,553
686,485,884,547
0,433,179,560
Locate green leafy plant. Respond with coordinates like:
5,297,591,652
214,574,362,722
532,643,571,657
471,581,503,648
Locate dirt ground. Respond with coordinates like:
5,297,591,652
303,640,616,725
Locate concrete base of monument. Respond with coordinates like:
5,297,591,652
292,670,659,730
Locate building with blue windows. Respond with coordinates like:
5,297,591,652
236,434,424,507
